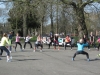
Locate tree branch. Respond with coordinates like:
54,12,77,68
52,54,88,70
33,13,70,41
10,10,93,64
80,0,94,8
61,0,77,9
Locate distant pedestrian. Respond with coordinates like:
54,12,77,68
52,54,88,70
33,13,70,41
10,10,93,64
72,38,90,61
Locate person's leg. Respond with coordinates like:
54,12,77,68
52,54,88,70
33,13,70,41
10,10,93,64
33,43,37,52
81,51,89,61
17,42,22,51
57,41,60,50
70,42,72,50
0,46,11,62
65,42,67,50
40,44,43,52
28,42,33,48
15,42,17,51
8,46,12,53
0,49,3,55
88,43,90,50
97,43,100,51
73,51,80,59
48,41,52,49
54,42,56,49
24,42,27,49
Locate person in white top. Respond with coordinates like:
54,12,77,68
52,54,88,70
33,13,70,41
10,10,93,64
23,34,33,49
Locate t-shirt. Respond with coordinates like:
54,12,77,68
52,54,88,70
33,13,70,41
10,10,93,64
0,37,10,46
65,37,71,42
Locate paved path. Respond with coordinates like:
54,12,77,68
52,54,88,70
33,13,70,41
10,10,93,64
0,44,100,75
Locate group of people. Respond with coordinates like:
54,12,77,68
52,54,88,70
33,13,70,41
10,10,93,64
1,31,100,62
0,32,34,62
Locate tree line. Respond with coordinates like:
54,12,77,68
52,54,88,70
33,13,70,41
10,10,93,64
0,0,100,38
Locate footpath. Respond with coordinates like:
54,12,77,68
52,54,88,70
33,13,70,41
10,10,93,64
0,44,100,75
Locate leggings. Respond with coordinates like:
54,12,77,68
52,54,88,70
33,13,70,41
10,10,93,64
48,40,54,48
73,51,89,59
65,42,72,49
24,41,33,49
15,42,22,50
0,46,10,56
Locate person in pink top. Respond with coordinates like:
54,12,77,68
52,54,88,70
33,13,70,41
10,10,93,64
97,37,100,51
14,33,23,51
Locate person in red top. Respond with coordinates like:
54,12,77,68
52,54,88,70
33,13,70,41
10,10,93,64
65,35,72,50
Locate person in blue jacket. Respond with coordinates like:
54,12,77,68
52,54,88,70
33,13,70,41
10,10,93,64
72,38,90,61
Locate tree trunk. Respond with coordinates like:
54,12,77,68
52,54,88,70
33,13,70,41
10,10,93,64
50,2,54,34
23,13,27,36
75,7,88,38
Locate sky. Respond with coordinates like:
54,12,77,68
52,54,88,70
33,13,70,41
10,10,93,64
0,2,11,23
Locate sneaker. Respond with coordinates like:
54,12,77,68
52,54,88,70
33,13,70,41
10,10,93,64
21,49,23,51
87,59,90,62
23,48,25,50
10,56,12,59
7,59,11,62
72,58,74,61
88,49,90,50
33,50,35,52
9,51,11,53
40,50,42,52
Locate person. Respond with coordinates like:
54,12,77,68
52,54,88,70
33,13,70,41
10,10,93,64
54,34,60,50
72,38,90,61
0,33,12,62
64,35,72,50
82,34,90,50
8,31,13,53
89,32,96,48
14,33,23,51
33,34,43,52
23,34,33,49
48,34,54,49
97,37,100,51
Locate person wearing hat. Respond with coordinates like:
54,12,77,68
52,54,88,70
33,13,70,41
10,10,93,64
72,38,90,61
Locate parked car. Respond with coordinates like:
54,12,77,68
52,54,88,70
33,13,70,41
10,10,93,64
58,38,65,46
